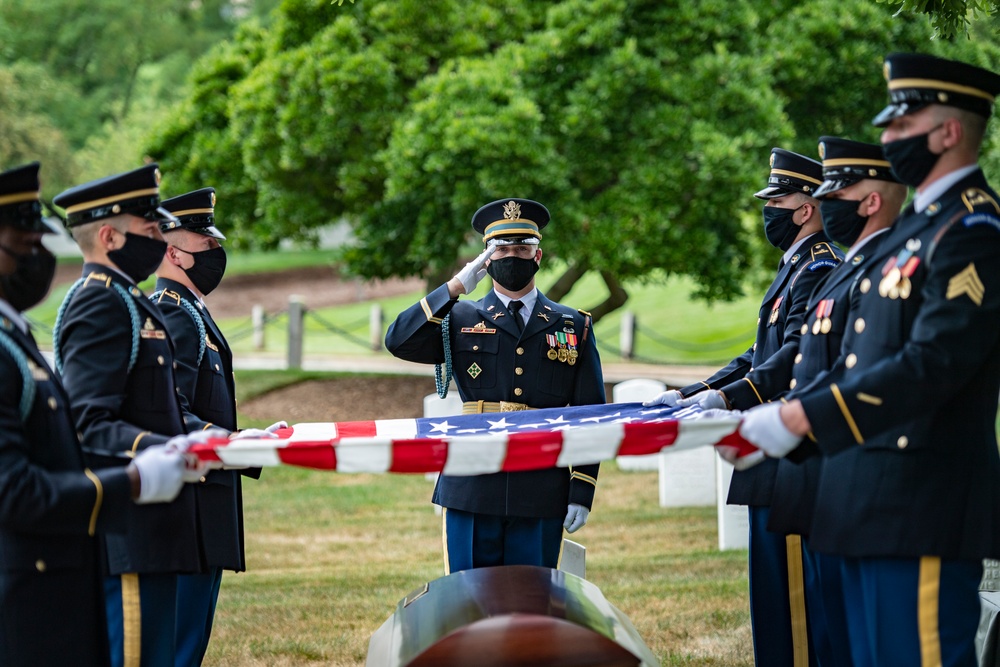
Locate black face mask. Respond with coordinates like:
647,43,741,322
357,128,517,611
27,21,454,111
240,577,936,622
175,245,227,296
0,243,57,312
108,232,167,284
882,125,944,188
487,256,539,292
762,204,804,252
820,198,869,247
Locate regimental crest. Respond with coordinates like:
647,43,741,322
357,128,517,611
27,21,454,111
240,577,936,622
503,200,521,220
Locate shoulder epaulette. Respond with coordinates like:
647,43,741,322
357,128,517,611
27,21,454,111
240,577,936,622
53,277,141,375
961,188,1000,214
809,242,840,263
577,308,592,317
150,289,207,366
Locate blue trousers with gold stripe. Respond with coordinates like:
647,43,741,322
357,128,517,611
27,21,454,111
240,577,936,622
105,573,177,667
748,507,815,667
802,541,852,667
840,556,982,667
443,508,563,573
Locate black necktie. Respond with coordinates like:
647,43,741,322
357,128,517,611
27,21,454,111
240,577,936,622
509,300,525,333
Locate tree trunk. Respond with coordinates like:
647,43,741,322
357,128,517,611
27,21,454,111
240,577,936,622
587,271,628,323
546,263,587,303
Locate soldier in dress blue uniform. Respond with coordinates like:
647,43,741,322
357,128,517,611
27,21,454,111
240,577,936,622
385,198,605,573
53,165,221,667
740,53,1000,667
766,138,906,667
0,162,192,666
154,188,272,667
646,149,844,666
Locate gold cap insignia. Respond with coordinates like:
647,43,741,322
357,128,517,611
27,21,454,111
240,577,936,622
818,142,826,160
883,61,891,81
210,192,217,207
769,153,776,168
154,168,161,185
503,200,521,220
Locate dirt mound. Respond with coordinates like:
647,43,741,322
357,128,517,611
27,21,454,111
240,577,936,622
240,375,434,423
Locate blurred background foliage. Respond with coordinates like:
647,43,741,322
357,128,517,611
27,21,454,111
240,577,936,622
3,0,999,314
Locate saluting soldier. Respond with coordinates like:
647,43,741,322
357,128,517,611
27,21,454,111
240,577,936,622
0,162,193,666
153,188,275,667
766,138,906,667
385,198,604,573
53,165,218,667
739,53,1000,666
646,149,844,667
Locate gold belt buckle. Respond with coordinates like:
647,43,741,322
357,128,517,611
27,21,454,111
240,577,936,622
499,401,528,412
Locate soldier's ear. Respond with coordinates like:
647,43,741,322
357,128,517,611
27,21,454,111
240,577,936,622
863,192,882,217
97,224,119,250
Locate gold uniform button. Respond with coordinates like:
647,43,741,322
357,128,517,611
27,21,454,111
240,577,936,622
173,361,178,370
789,379,797,389
854,318,865,334
472,345,479,351
860,278,871,294
845,353,857,369
35,559,46,572
794,353,803,364
214,364,220,371
157,355,165,366
516,347,525,355
515,367,524,375
800,324,809,335
48,397,58,411
514,388,523,397
200,476,207,483
897,435,909,449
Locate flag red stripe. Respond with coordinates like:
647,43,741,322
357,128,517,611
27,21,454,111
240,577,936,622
503,431,564,471
278,443,338,469
619,421,680,455
389,439,449,473
335,421,378,437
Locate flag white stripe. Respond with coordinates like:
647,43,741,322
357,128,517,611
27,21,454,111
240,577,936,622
557,424,625,467
336,437,393,472
442,436,508,475
669,418,741,453
373,418,418,438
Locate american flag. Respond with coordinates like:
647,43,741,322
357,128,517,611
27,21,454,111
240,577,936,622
188,403,758,475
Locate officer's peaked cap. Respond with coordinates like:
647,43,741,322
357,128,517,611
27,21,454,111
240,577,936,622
472,198,550,245
754,149,823,200
873,53,1000,127
813,137,899,198
53,164,178,228
159,187,225,240
0,162,51,234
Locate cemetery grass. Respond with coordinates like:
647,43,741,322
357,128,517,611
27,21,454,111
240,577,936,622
207,378,753,666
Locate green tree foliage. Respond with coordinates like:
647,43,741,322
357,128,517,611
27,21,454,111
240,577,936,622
877,0,1000,38
147,0,1000,313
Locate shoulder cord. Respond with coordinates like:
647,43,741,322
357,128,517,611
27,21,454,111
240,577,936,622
53,279,140,375
0,329,35,422
150,290,207,366
434,313,453,398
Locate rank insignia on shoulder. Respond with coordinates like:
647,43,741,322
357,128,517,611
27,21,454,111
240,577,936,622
946,263,984,306
139,317,167,340
962,188,1000,214
460,321,497,334
577,309,591,317
82,271,112,288
156,290,182,305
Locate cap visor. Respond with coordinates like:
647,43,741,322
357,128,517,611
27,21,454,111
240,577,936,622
490,237,539,246
813,179,855,199
146,206,180,225
754,186,791,200
194,225,226,241
872,101,926,127
40,216,64,235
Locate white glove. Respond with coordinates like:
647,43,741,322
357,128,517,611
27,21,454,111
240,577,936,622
230,428,278,440
132,445,186,504
738,402,802,459
677,390,728,410
690,408,742,421
453,243,495,295
716,446,767,471
563,503,590,533
265,420,288,434
642,389,683,407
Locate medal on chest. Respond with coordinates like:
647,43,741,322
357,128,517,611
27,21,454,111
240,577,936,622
878,238,921,300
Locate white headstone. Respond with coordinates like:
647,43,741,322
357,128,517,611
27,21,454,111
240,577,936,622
612,379,666,471
658,445,717,507
559,539,586,579
424,392,463,515
716,456,749,550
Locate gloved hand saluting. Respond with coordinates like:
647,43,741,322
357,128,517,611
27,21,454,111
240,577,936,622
642,389,683,408
130,445,187,504
452,243,496,295
677,390,728,410
563,503,590,533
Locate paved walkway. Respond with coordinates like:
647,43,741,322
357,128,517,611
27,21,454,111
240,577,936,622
232,352,717,387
